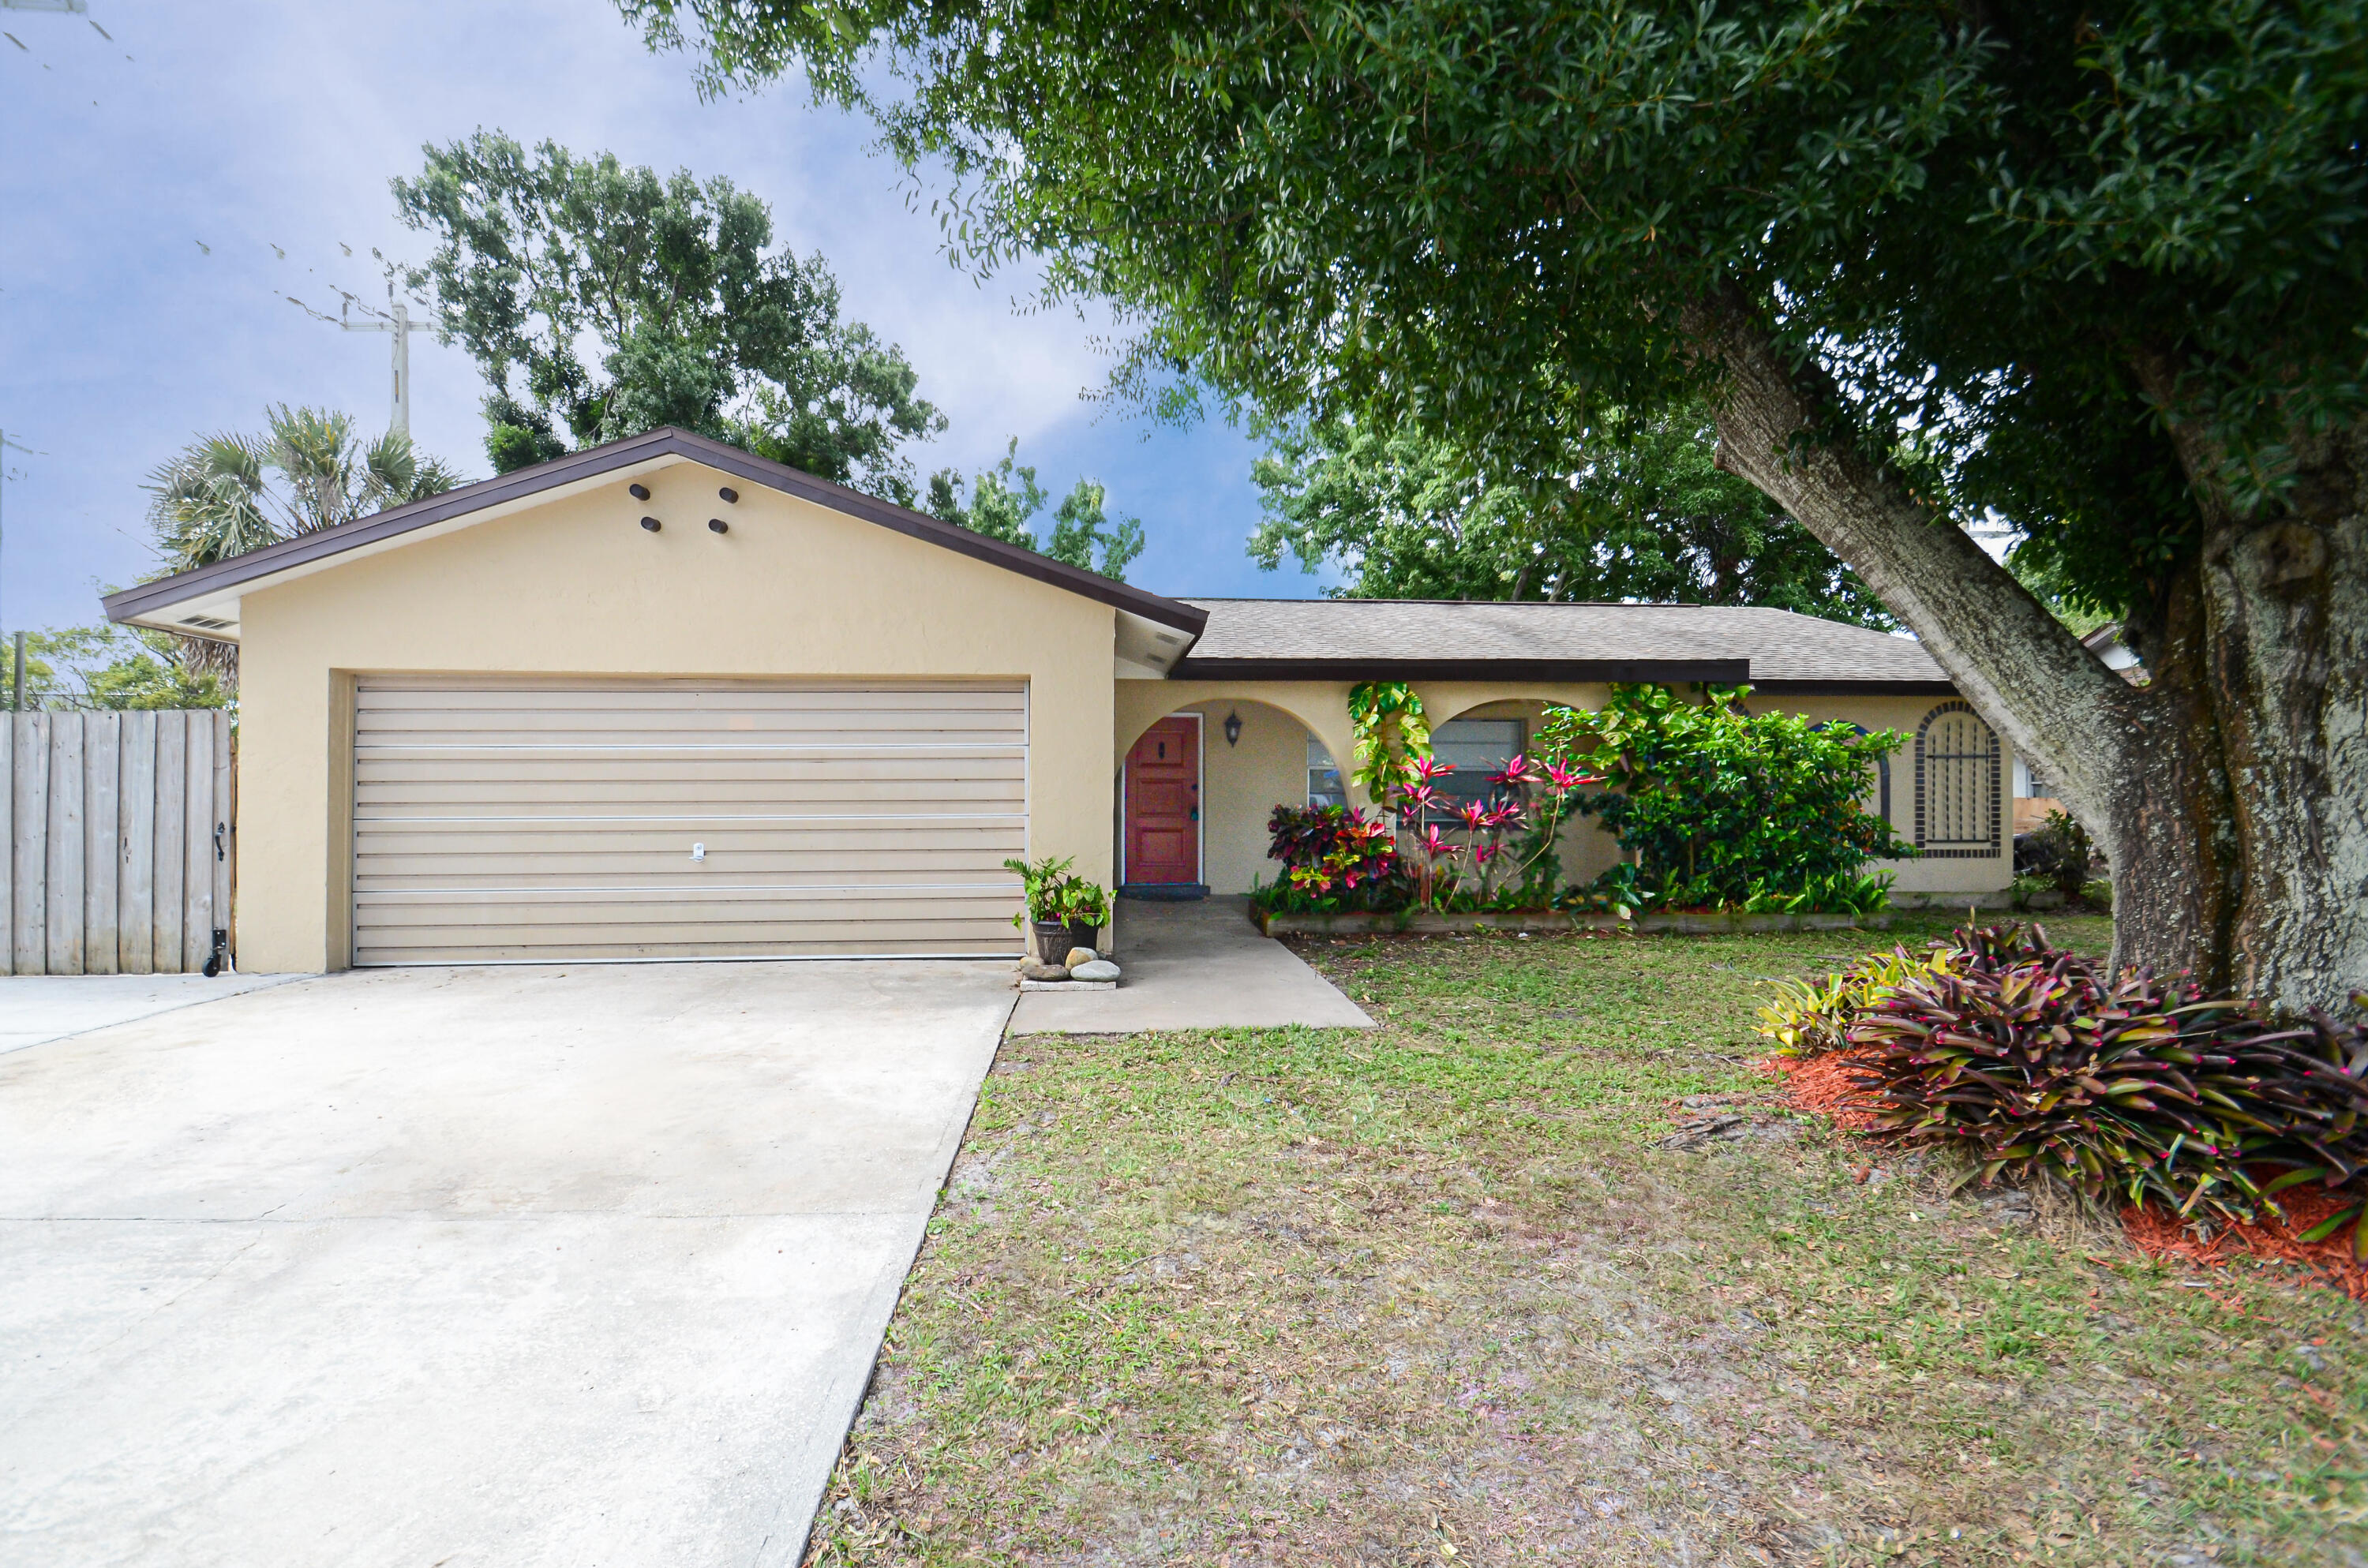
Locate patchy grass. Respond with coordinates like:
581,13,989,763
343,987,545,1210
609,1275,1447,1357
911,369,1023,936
806,915,2366,1566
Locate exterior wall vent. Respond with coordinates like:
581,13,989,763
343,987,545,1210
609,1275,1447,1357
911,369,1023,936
180,615,234,631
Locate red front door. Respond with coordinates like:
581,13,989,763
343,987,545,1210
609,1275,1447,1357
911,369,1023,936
1125,717,1201,884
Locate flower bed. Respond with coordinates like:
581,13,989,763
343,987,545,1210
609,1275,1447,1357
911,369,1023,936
1253,906,1894,937
1255,681,1912,925
1756,921,2368,1294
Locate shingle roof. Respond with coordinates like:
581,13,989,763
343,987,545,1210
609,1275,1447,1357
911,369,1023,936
1171,599,1952,691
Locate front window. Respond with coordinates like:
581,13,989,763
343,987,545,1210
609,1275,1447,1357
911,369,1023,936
1306,735,1345,806
1428,717,1525,819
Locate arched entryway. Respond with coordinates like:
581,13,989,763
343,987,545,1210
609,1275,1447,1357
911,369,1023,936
1118,698,1346,894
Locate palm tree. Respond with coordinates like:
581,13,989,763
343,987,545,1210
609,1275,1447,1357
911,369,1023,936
143,406,461,677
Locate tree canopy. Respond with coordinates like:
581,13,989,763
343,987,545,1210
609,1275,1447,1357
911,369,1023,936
392,132,944,498
0,624,233,712
924,440,1147,580
622,0,2362,624
620,0,2368,1009
140,405,459,680
144,405,458,574
1250,406,1890,624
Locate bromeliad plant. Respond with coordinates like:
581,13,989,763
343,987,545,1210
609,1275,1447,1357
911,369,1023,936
1841,926,2368,1245
1757,941,1961,1058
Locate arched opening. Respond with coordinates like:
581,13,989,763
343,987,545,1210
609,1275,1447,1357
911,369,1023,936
1121,698,1349,895
1915,701,2002,856
1823,721,1894,838
1411,695,1624,888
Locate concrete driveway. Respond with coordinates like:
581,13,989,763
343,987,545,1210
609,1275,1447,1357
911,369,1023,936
0,961,1015,1566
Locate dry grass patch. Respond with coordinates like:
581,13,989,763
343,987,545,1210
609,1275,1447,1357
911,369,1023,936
806,916,2366,1566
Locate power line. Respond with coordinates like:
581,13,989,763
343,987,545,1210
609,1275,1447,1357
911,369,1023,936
290,284,454,440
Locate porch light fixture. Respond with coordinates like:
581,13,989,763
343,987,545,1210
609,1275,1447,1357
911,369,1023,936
629,483,651,500
718,486,739,503
1223,709,1242,747
709,518,729,533
640,516,661,532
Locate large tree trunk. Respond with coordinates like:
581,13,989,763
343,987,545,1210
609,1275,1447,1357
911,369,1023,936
1687,295,2368,1016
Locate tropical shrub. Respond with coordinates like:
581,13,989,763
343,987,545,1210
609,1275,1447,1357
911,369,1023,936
1345,680,1432,799
2015,809,2096,903
1002,855,1107,930
1381,752,1601,913
1255,804,1407,913
1757,942,1960,1059
1842,926,2368,1242
1538,683,1910,913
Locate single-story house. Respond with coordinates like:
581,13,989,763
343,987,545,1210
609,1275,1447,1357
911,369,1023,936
104,427,2018,971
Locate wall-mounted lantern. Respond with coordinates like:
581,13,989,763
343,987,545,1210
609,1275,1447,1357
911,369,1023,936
1223,709,1243,747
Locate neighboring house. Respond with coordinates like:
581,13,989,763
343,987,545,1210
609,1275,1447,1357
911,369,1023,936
105,427,2018,971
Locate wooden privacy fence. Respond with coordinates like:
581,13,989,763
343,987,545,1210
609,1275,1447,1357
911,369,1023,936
4,711,235,975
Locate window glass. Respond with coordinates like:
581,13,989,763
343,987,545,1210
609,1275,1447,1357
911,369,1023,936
1306,735,1345,807
1430,717,1525,814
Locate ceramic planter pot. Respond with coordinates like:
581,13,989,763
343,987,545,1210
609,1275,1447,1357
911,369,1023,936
1030,919,1071,962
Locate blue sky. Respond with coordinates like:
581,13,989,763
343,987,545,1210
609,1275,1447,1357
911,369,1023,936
0,0,1325,638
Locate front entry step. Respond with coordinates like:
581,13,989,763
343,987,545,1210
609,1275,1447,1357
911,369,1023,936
1118,883,1209,901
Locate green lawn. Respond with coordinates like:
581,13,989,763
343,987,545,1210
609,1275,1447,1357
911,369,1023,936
806,915,2366,1566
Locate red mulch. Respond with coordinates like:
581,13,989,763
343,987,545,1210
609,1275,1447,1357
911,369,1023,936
2122,1185,2368,1301
1759,1047,1888,1132
1759,1050,2368,1300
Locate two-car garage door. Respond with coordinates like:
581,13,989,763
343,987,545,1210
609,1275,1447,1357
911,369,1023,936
351,677,1026,964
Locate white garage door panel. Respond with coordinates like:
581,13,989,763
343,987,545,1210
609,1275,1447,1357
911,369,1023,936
352,678,1028,964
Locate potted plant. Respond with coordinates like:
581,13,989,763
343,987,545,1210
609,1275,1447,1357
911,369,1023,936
1058,878,1111,958
1004,855,1080,962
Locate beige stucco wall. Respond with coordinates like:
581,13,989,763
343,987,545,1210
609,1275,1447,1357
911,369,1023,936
1117,678,2012,898
234,457,1117,971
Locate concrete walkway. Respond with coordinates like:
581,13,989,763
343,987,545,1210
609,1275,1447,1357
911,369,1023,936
1009,895,1373,1034
0,960,1014,1567
0,972,299,1055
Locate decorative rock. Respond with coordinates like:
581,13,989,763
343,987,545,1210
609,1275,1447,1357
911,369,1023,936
1021,961,1071,982
1071,959,1121,982
1063,946,1100,969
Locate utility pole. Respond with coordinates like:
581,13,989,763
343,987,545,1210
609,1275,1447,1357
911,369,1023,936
1,425,37,709
342,290,432,440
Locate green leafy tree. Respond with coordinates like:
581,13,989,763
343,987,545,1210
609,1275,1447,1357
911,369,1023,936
0,625,231,711
1252,406,1890,624
622,0,2368,1011
925,440,1146,579
392,132,945,498
142,406,458,679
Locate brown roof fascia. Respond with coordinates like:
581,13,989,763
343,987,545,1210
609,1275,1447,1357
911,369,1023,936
1746,679,1959,697
103,426,1209,637
1168,657,1753,683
